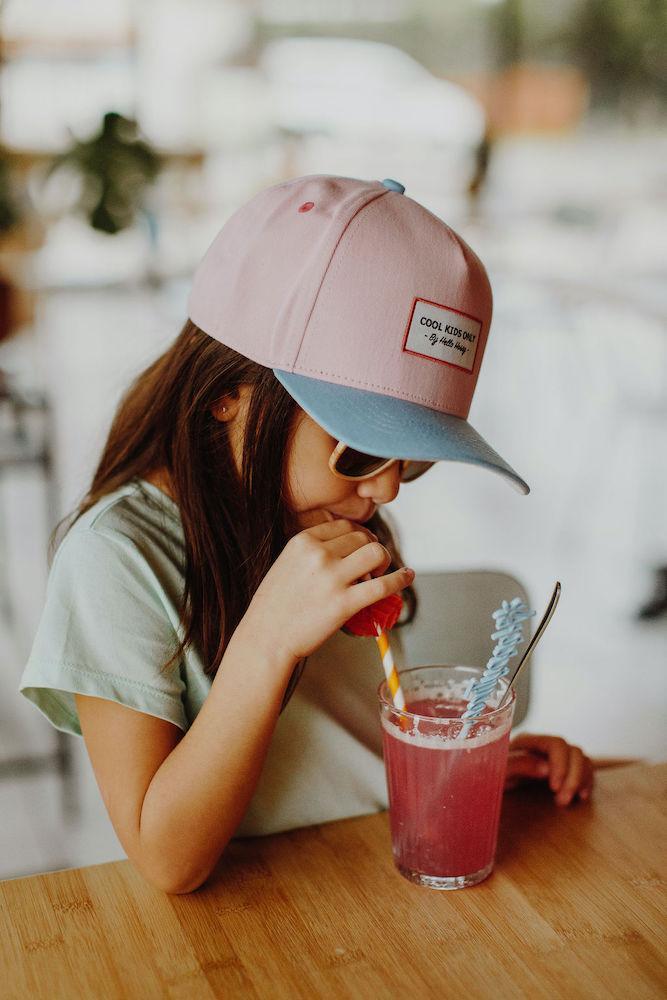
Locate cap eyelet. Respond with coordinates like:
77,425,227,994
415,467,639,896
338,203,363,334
298,201,315,213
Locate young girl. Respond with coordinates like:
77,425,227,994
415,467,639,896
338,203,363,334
19,175,593,894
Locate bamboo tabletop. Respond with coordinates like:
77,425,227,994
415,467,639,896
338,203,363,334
1,761,665,999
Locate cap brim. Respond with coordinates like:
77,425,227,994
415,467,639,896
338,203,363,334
274,369,530,495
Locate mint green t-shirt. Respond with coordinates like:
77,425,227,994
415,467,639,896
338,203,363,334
18,478,404,835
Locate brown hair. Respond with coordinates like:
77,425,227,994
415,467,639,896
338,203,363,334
52,319,417,680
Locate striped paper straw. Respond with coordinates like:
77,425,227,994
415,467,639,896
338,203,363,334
374,623,405,708
374,623,411,731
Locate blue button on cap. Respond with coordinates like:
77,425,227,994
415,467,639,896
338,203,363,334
381,178,405,194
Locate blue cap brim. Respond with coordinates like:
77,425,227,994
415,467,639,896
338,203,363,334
273,369,530,495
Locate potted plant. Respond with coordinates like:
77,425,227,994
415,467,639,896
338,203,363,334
45,111,162,235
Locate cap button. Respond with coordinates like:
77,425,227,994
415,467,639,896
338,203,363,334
381,178,405,194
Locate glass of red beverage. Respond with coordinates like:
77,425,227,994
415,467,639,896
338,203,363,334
378,664,516,890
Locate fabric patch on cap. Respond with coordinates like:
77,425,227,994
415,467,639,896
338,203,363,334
403,298,481,373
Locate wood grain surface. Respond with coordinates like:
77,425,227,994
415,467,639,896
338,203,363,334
1,761,665,999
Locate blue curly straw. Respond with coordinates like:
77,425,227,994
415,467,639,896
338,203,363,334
457,597,535,740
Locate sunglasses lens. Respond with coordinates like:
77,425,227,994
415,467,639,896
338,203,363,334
400,460,436,482
335,446,392,478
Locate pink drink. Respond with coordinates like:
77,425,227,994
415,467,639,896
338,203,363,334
379,667,516,889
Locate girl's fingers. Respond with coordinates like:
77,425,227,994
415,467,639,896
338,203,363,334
555,746,587,806
339,540,393,582
563,752,595,803
510,733,595,806
324,529,380,562
506,750,550,782
307,517,372,540
579,759,595,801
509,733,571,794
346,567,414,611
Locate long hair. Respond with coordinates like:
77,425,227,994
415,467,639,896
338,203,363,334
52,319,417,679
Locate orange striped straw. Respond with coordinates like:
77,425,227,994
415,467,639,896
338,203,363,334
374,624,411,732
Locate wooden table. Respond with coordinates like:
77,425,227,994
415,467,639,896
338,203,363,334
2,762,665,999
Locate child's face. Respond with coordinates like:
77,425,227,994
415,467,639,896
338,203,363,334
285,408,402,530
217,385,402,530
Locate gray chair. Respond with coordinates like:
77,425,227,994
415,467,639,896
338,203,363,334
393,569,532,727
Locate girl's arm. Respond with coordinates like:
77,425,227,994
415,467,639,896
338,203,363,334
76,618,298,894
136,617,299,893
78,517,411,894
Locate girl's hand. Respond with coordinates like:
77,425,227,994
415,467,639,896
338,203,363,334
504,732,594,806
244,517,414,662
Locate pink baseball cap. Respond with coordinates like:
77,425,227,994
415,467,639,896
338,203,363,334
188,174,529,494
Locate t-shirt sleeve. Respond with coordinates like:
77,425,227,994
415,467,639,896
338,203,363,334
18,525,188,736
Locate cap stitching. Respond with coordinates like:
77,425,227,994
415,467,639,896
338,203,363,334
298,194,413,372
294,364,467,413
291,186,389,368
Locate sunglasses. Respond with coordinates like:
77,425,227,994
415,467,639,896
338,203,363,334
328,440,435,483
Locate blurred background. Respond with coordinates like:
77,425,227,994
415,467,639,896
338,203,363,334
0,0,665,880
